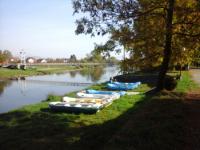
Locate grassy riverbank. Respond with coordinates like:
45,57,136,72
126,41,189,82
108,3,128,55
0,65,83,79
0,71,199,150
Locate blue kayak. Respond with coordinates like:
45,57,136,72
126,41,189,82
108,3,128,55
86,89,126,96
112,81,141,87
107,83,135,91
107,81,141,91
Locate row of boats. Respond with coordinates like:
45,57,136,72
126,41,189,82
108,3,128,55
49,81,141,114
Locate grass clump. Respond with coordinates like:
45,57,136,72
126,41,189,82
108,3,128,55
44,95,62,102
175,71,198,92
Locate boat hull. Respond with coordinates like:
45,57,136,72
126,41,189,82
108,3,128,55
76,91,120,101
86,89,126,96
49,102,102,114
107,81,141,91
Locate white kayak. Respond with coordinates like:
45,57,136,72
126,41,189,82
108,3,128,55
126,92,140,95
62,96,112,105
49,101,103,114
76,91,120,101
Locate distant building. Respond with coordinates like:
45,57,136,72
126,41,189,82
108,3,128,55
46,58,54,63
26,57,35,64
37,59,47,63
54,58,69,63
9,57,20,63
41,59,47,63
10,58,14,62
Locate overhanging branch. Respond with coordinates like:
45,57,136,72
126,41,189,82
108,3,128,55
173,32,200,37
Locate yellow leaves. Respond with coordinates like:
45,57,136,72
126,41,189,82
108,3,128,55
176,0,197,8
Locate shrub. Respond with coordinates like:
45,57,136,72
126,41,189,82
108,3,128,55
44,95,61,102
164,75,177,91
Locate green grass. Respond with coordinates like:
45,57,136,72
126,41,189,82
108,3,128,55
34,65,81,73
175,71,199,92
104,93,186,150
0,87,146,150
0,68,42,78
103,71,200,150
0,70,199,150
0,66,82,79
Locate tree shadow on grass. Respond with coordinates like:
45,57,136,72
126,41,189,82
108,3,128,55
0,92,199,150
40,108,97,115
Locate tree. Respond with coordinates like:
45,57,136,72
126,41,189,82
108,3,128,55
0,50,12,63
192,48,200,67
73,0,200,90
0,50,6,63
107,56,119,64
157,0,175,90
90,50,106,63
69,54,77,63
80,51,106,63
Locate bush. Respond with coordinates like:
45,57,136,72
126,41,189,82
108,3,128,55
43,95,61,102
164,75,177,91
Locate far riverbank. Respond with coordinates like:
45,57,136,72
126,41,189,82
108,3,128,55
0,64,99,79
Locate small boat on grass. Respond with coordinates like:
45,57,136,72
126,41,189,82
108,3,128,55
107,83,135,90
62,96,112,104
49,102,103,114
49,92,119,113
49,88,129,114
113,81,141,87
86,89,126,96
126,91,140,95
76,90,120,100
107,81,141,91
49,96,112,114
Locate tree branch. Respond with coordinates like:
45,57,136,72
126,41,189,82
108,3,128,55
173,32,200,37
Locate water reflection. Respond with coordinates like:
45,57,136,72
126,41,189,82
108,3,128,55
69,71,77,78
79,66,105,82
17,79,27,96
0,80,12,96
67,66,105,82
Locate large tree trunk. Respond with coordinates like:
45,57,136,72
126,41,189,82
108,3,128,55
156,0,175,91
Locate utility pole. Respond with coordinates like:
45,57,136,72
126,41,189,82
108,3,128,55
20,50,26,69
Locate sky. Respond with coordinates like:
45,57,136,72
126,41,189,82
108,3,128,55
0,0,120,59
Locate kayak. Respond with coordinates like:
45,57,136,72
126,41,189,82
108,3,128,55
49,96,112,113
86,89,126,96
107,83,132,91
76,90,120,100
113,81,141,87
62,96,111,105
107,81,141,91
107,83,138,91
49,101,102,114
126,91,140,95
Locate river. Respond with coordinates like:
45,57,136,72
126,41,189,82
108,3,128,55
0,66,119,113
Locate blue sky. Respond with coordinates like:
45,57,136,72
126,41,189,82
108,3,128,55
0,0,117,59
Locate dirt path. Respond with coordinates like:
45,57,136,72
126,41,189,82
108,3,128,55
190,69,200,85
184,69,200,150
184,94,200,150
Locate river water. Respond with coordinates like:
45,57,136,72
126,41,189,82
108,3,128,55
0,66,119,113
